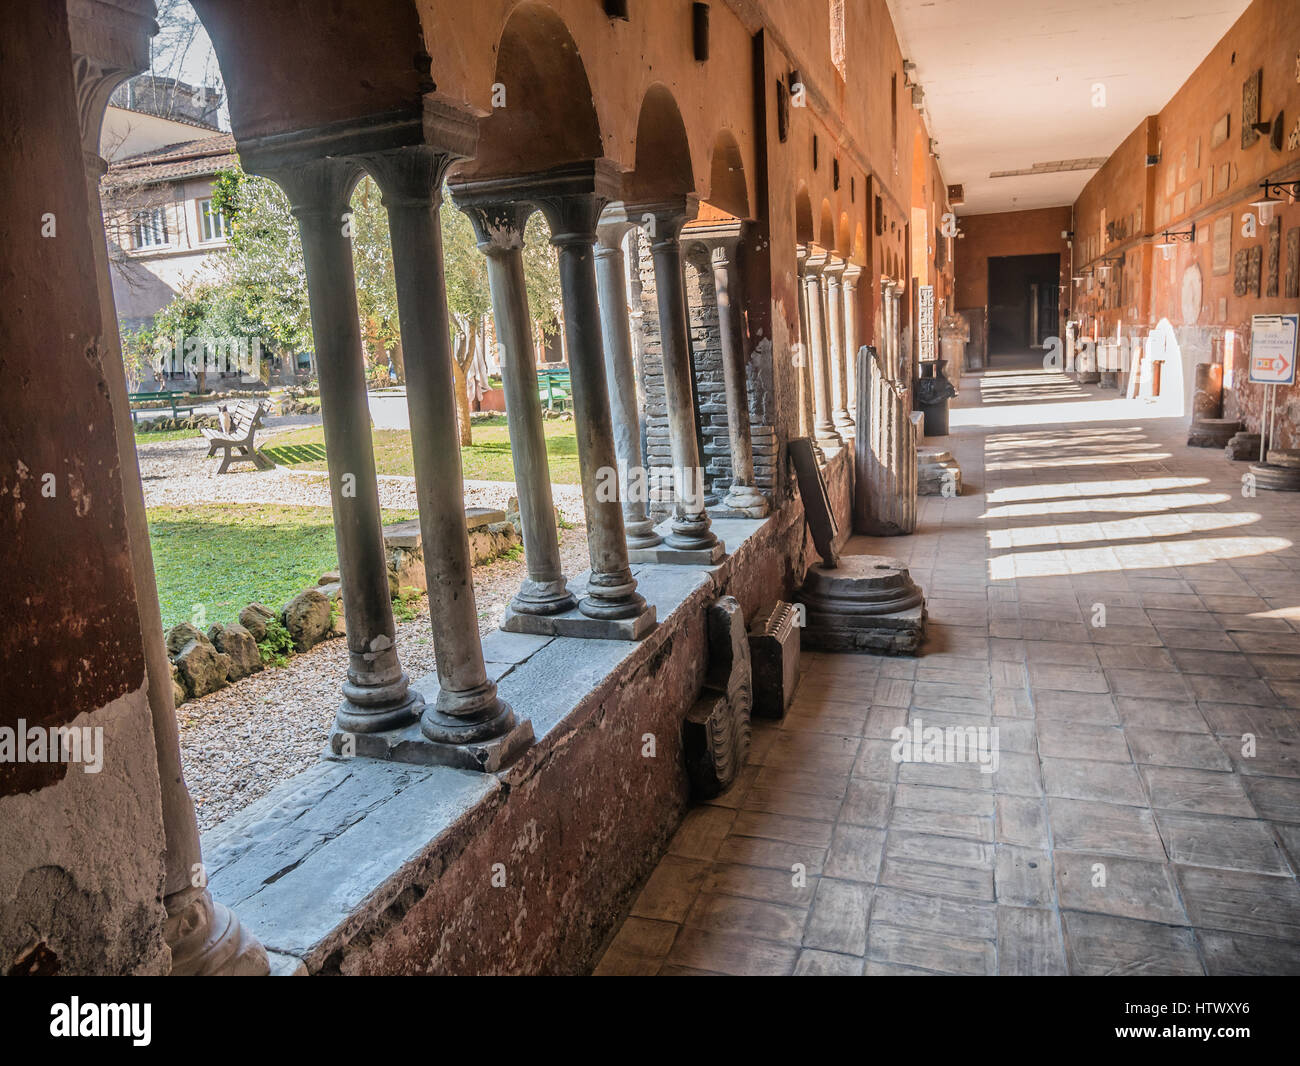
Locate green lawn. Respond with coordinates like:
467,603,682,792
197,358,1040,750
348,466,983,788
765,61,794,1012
262,415,580,483
148,502,415,629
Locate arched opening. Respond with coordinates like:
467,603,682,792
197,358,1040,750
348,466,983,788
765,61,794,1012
818,199,835,251
625,83,695,202
705,128,749,220
461,2,602,179
795,185,814,244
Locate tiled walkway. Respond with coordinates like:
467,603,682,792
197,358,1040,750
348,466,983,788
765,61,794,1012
594,362,1300,975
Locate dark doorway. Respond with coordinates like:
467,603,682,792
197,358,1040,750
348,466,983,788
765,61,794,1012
987,253,1059,360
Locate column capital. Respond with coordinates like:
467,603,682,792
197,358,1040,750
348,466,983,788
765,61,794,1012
804,245,831,274
843,263,864,286
683,218,746,264
264,156,366,221
363,145,460,210
447,183,536,254
467,159,621,246
595,202,636,251
625,195,699,249
824,257,847,281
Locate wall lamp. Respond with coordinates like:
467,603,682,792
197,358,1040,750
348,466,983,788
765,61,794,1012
1250,180,1299,225
1095,255,1123,278
1154,223,1195,260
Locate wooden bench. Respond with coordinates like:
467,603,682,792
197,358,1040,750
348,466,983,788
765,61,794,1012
128,390,200,423
202,400,271,473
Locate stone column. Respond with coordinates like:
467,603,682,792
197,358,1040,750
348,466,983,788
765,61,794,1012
270,159,423,735
855,344,918,536
532,163,654,636
450,188,578,617
837,263,857,426
695,223,768,517
364,148,527,769
594,206,662,548
825,258,854,433
803,248,843,449
795,245,825,464
634,198,725,561
70,8,266,974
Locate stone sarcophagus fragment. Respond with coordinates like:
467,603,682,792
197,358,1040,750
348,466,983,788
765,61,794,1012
683,596,753,798
854,344,918,536
747,601,800,720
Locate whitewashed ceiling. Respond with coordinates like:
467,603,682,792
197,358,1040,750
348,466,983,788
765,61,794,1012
886,0,1252,215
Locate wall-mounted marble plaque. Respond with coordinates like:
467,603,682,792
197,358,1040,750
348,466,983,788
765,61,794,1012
1173,191,1186,218
1189,182,1202,209
1248,245,1262,297
1267,218,1281,298
1234,248,1250,295
1219,162,1231,193
1286,227,1300,299
1211,113,1230,148
1242,69,1262,149
1213,215,1233,275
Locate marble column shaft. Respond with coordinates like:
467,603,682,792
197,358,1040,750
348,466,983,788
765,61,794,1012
274,161,424,737
639,200,719,551
594,210,662,548
536,181,649,622
701,226,768,516
803,248,843,448
825,258,854,432
843,265,862,419
367,149,516,749
454,194,578,614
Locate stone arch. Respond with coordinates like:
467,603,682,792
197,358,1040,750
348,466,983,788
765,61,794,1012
191,0,430,140
464,2,603,179
818,199,835,250
705,128,749,220
625,83,695,202
795,185,815,244
838,212,852,259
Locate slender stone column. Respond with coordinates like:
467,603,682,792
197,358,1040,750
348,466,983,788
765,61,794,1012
634,199,725,559
363,148,528,768
843,265,862,418
826,258,854,432
795,245,825,463
532,164,654,633
451,190,578,615
882,280,898,378
70,11,266,975
594,206,662,548
803,248,843,449
270,159,423,735
694,223,768,517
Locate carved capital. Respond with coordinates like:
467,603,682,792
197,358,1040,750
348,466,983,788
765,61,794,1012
626,195,699,250
363,145,458,211
264,156,365,223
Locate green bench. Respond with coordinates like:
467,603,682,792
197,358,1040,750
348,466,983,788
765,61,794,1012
128,390,200,423
537,369,571,410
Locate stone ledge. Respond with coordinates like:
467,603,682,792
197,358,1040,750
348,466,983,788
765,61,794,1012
202,514,781,973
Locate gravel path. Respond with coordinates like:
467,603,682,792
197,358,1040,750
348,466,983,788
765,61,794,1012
136,417,593,829
137,416,586,519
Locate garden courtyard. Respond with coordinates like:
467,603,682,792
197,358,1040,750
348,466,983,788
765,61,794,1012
137,409,586,827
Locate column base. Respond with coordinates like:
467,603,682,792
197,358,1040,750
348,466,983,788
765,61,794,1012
796,555,928,656
815,428,845,451
502,600,657,640
334,685,425,735
833,414,856,435
327,713,535,772
624,516,664,550
510,577,578,616
166,886,270,976
718,485,770,518
629,521,727,565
